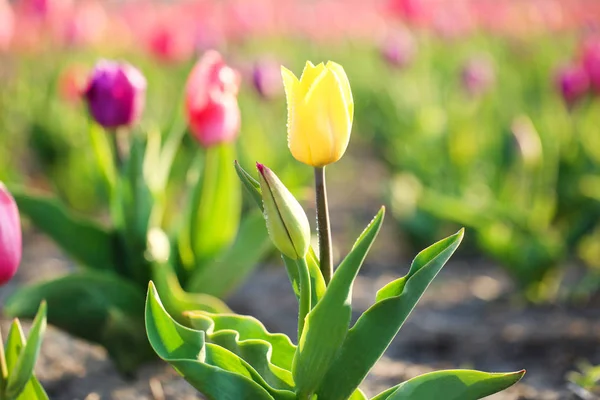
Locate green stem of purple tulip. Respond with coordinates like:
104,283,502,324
314,166,332,285
111,130,124,171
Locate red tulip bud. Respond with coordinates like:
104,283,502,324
0,184,21,285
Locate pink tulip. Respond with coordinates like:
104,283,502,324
581,36,600,92
461,56,495,96
0,0,14,50
0,184,21,285
185,50,241,147
252,58,283,99
381,29,416,69
555,64,589,108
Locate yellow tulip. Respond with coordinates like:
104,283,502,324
281,61,353,167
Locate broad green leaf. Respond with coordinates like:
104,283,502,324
186,311,296,371
3,318,49,400
151,260,230,326
5,302,47,400
371,385,401,400
384,369,525,400
293,208,385,398
283,247,326,308
349,388,367,400
145,282,282,400
235,160,263,211
10,189,117,272
186,211,271,297
316,230,464,400
190,143,241,266
4,272,152,374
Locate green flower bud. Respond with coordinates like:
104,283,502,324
256,163,310,260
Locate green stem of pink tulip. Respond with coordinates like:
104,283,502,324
111,130,124,171
314,166,332,285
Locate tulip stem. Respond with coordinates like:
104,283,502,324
295,257,311,341
110,129,125,171
314,167,333,285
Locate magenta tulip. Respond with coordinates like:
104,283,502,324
84,60,146,129
185,50,241,147
581,36,600,93
0,184,21,285
556,64,589,108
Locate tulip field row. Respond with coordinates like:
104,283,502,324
1,0,600,398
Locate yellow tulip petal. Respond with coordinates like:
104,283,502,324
299,61,326,95
301,68,351,166
326,61,353,120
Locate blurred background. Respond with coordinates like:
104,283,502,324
2,0,600,398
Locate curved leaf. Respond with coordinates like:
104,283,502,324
292,208,385,398
151,261,230,326
146,282,291,400
185,311,296,372
4,272,152,374
316,229,464,400
10,188,117,272
385,369,525,400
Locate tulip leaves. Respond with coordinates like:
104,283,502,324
315,229,465,400
371,370,525,400
0,302,48,400
10,188,118,273
292,207,385,397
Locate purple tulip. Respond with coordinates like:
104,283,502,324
381,29,416,69
555,64,589,108
461,56,495,97
0,184,21,285
84,60,147,129
252,58,283,99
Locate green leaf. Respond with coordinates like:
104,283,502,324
316,229,464,400
151,260,231,326
145,282,280,400
4,272,152,374
235,160,263,211
10,188,118,272
384,369,525,400
349,388,367,400
292,208,385,398
3,318,49,400
186,211,271,297
283,248,326,308
185,311,296,372
190,143,241,266
5,302,47,400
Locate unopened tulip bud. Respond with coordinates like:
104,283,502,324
256,163,310,260
83,60,147,129
185,50,241,147
0,183,21,285
281,61,354,167
555,64,589,108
